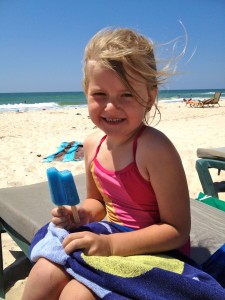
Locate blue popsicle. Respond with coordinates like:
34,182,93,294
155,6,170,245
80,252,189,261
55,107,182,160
46,167,80,223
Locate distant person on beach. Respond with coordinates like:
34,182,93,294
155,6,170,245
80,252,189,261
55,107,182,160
22,28,190,300
183,98,192,105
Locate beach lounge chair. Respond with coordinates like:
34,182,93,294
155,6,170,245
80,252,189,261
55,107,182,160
207,91,221,107
196,147,225,198
1,174,225,298
0,173,86,298
188,91,221,108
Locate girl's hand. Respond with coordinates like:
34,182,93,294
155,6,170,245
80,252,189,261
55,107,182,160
62,231,112,256
51,206,91,229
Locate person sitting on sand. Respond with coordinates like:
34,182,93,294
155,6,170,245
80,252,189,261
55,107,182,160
183,98,192,105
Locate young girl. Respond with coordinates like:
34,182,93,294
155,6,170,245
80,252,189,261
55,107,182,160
22,28,190,300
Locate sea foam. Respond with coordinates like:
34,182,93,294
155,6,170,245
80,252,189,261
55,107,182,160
0,102,59,112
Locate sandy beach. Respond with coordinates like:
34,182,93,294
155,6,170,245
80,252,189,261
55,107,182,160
1,101,225,299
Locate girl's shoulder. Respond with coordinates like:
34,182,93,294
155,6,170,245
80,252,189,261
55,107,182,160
84,129,105,146
137,126,182,181
142,126,172,144
139,126,178,157
83,129,105,160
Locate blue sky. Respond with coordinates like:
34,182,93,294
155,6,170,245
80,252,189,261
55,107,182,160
0,0,224,93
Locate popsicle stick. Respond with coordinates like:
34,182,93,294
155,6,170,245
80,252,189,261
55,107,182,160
71,205,80,224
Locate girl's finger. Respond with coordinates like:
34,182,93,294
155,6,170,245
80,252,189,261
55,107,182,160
62,232,90,253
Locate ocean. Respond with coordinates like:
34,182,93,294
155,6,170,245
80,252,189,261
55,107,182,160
0,89,224,113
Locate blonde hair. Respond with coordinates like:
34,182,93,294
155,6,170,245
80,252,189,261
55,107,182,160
82,28,172,123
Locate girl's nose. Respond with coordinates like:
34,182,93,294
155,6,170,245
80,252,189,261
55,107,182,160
105,97,120,111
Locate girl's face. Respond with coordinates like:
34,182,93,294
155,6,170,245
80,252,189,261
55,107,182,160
85,61,156,139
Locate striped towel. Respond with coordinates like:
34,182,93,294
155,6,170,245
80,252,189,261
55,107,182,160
30,221,225,299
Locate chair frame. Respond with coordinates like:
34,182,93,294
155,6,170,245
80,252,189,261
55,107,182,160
196,158,225,198
207,91,221,107
0,219,30,298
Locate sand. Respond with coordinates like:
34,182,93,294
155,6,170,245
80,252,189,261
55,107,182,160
1,101,225,299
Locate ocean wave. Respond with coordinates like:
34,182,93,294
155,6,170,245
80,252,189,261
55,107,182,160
0,102,88,113
201,92,216,95
0,102,60,112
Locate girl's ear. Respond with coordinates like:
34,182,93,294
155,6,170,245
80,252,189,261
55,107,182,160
146,87,158,111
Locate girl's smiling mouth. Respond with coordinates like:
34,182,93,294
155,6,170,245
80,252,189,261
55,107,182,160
102,117,126,124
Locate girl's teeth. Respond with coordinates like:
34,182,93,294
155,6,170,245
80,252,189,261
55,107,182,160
106,118,122,122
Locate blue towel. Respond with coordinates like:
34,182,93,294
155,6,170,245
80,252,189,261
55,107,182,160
202,243,225,288
43,141,84,162
30,222,225,299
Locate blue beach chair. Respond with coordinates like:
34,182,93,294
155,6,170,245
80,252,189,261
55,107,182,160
196,147,225,199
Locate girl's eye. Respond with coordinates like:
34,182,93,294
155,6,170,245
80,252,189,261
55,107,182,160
122,93,133,98
92,92,107,97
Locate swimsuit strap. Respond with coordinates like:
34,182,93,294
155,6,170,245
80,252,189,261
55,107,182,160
93,135,107,159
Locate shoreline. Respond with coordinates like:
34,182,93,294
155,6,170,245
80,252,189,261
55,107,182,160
1,102,225,299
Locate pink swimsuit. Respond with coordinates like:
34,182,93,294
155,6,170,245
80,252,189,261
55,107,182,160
90,126,190,255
